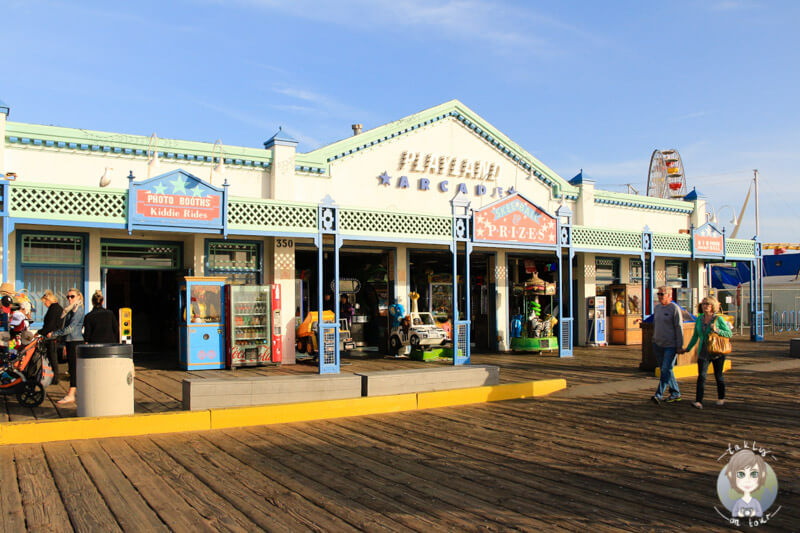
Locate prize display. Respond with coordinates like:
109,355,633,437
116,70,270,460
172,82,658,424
509,261,558,353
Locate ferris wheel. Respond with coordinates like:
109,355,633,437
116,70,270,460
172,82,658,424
647,149,687,199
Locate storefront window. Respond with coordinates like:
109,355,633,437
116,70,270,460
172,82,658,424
595,257,620,296
206,241,261,285
101,242,181,269
19,232,85,324
666,260,690,309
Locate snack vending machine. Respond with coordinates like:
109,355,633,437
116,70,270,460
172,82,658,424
587,296,607,346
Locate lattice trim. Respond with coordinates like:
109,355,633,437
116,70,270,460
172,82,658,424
339,209,452,239
652,233,691,255
227,199,317,232
10,184,126,222
572,227,641,251
726,239,756,257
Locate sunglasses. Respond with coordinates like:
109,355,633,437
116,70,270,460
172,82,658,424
67,295,77,299
657,292,666,296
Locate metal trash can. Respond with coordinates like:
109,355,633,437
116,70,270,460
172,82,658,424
76,343,134,417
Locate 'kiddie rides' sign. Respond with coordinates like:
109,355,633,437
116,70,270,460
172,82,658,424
694,222,724,256
473,193,557,246
129,170,225,231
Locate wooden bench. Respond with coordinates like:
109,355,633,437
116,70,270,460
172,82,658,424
182,374,362,411
355,365,500,397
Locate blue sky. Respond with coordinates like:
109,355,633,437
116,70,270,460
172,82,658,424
3,0,799,242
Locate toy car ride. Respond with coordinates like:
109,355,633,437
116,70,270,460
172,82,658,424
296,311,355,356
389,312,448,354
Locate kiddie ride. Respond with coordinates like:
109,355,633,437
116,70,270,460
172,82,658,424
510,292,558,354
295,311,356,357
388,311,449,355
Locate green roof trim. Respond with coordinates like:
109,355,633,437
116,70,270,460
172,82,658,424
297,99,578,198
594,190,693,213
5,122,273,169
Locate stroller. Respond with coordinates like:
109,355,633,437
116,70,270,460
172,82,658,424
0,334,51,407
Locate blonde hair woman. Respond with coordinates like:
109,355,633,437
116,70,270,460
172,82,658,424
682,296,732,409
39,290,64,386
47,288,85,404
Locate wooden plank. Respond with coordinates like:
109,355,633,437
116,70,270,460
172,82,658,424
152,432,351,532
204,429,412,532
69,440,169,533
96,438,217,532
0,446,26,532
241,425,491,532
41,441,122,532
123,437,260,532
14,444,73,532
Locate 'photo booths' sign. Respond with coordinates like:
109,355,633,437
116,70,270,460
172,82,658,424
130,170,224,230
694,223,724,255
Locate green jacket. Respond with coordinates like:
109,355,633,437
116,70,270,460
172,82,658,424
685,314,732,357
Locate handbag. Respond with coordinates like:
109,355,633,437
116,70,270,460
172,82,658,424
707,317,732,359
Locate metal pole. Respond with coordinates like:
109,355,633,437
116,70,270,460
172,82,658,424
753,169,760,239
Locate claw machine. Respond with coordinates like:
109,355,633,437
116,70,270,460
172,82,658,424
225,284,282,368
179,277,226,370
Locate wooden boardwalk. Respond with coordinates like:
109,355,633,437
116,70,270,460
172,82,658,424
1,354,797,531
2,335,796,421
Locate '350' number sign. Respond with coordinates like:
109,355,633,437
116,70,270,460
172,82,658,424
276,239,294,248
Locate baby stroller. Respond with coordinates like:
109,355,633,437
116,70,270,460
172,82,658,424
0,334,51,407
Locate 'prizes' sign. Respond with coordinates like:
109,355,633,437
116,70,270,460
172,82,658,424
474,193,557,246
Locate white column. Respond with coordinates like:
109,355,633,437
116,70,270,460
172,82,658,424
394,244,408,312
495,250,509,351
272,237,296,364
87,229,102,299
575,253,595,346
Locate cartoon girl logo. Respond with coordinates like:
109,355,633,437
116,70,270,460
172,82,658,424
717,449,779,523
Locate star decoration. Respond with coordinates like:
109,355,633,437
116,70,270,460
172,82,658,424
152,182,168,195
190,186,205,198
171,176,188,195
378,171,392,186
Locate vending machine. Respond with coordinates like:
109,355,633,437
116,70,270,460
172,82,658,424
224,284,283,368
587,296,607,346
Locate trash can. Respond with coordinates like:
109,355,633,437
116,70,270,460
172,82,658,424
640,321,697,370
76,343,134,417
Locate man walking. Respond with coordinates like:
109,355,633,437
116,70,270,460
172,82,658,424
652,286,684,404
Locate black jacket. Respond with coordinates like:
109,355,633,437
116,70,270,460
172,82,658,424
38,302,64,337
83,307,119,344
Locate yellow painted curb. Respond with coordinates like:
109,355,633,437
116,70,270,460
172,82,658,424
418,379,567,410
0,378,566,446
655,359,732,379
0,410,210,446
210,393,418,430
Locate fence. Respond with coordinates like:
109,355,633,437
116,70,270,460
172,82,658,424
709,287,800,335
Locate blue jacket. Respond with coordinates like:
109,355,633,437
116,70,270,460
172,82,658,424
53,304,85,342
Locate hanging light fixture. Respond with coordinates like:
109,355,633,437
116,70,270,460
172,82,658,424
99,167,113,187
146,133,159,179
210,139,225,185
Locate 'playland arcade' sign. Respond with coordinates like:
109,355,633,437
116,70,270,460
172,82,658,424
473,193,557,246
129,170,225,231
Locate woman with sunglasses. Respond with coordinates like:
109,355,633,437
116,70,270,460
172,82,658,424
682,296,732,409
47,288,85,404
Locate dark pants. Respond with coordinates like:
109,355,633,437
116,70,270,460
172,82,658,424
65,341,83,388
696,355,726,403
44,340,60,385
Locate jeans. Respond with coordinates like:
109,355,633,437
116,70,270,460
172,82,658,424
654,343,680,398
696,355,726,403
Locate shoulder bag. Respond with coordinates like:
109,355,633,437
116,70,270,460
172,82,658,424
707,315,732,359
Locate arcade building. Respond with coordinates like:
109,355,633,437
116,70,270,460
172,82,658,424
0,99,764,373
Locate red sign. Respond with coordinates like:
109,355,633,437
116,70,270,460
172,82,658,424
474,195,556,245
136,189,221,221
696,235,723,254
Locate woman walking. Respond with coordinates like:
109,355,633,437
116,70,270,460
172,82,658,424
83,290,118,344
47,288,85,404
683,296,732,409
38,290,64,385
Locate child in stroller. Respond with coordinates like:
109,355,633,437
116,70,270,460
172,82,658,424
0,302,51,407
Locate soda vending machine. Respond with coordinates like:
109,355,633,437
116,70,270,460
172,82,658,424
224,284,282,368
271,284,282,363
587,296,607,346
